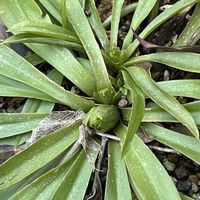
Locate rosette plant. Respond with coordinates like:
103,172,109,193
0,0,200,199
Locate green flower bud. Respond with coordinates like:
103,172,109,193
84,105,120,132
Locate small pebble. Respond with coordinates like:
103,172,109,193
167,154,179,163
189,175,198,183
176,180,191,191
175,165,190,179
193,192,200,200
163,158,176,171
191,182,199,193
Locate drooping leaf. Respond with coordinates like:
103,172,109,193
0,121,80,189
127,66,199,138
123,0,157,48
115,124,181,200
142,123,200,165
105,141,132,200
125,52,200,73
120,70,145,157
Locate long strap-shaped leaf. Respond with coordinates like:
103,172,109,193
65,0,116,103
115,124,181,200
125,52,200,73
120,70,145,157
105,141,132,200
0,113,48,138
127,66,199,138
9,20,80,43
142,123,200,165
38,0,62,23
122,0,157,49
125,0,200,58
0,121,80,189
52,150,96,200
122,101,200,126
174,3,200,46
85,0,110,52
0,44,94,111
0,0,96,97
10,150,94,200
110,0,124,48
0,74,58,103
157,79,200,99
4,35,85,53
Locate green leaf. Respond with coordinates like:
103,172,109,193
122,101,200,126
0,0,96,97
0,121,80,189
105,141,132,200
115,124,181,200
125,0,200,58
0,75,58,102
120,70,145,157
38,0,62,23
142,123,200,165
9,20,80,43
103,2,138,28
122,0,157,48
110,0,124,48
9,151,80,200
180,193,193,200
125,52,200,73
85,0,110,52
174,3,200,46
65,0,116,103
52,150,96,200
0,152,64,200
0,113,48,138
16,69,64,145
0,44,94,111
4,34,85,53
127,66,199,138
157,79,200,99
